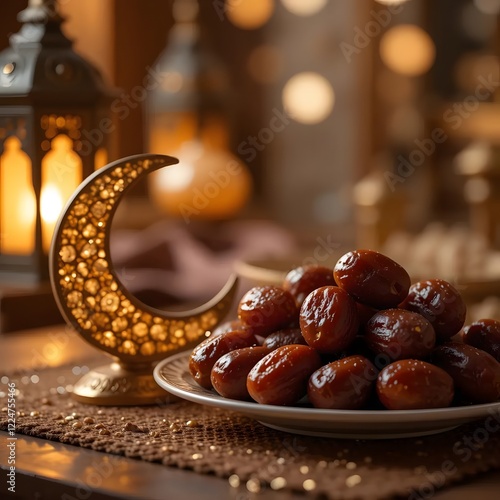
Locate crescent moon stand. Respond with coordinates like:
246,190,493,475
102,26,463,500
49,154,238,405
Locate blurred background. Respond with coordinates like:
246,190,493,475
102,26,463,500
1,0,500,329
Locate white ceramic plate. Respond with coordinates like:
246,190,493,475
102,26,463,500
153,352,500,439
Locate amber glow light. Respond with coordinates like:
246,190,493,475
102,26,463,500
0,133,91,257
41,185,63,225
150,140,253,220
145,0,253,222
380,25,435,76
0,137,35,255
41,135,82,251
227,0,274,29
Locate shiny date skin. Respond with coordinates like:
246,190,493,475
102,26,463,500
400,279,466,341
283,265,336,307
299,286,359,354
247,345,322,406
211,319,245,337
334,250,411,309
211,346,271,400
308,355,377,409
238,286,298,336
365,309,436,361
377,359,454,410
263,328,306,350
189,330,259,389
463,319,500,362
431,343,500,404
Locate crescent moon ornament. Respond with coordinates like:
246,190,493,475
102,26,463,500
49,154,239,405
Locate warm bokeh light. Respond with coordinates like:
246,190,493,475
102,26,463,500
282,72,335,124
280,0,327,16
150,140,253,220
41,184,64,224
247,44,283,84
226,0,274,30
41,135,82,251
454,142,491,176
155,148,195,192
380,25,436,76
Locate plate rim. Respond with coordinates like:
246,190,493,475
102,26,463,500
153,351,500,424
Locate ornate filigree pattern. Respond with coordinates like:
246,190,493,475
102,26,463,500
51,154,237,364
0,116,27,142
40,113,82,151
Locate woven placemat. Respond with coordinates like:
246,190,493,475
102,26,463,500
2,363,500,500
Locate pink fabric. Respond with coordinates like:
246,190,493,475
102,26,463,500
110,220,296,302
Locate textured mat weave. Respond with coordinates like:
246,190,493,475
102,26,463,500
2,363,500,499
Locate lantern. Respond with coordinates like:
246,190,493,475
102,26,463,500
0,0,115,331
145,0,252,220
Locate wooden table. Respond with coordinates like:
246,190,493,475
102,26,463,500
1,326,500,499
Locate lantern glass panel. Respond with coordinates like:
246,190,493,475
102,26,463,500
0,136,36,255
41,134,82,252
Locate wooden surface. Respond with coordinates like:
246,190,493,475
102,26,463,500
1,326,500,499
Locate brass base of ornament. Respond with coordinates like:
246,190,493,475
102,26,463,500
71,360,178,406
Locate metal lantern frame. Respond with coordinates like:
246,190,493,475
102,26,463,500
0,0,114,283
0,0,115,331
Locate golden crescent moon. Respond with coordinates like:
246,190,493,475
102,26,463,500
49,154,239,365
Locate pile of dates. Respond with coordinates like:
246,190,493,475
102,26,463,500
189,249,500,410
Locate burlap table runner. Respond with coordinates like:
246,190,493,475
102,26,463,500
2,363,500,500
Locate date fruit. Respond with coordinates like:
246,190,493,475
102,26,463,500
211,319,245,337
283,265,336,307
211,346,271,400
189,330,259,389
431,342,500,403
355,302,379,329
247,345,322,405
263,328,306,350
377,359,454,410
299,286,359,353
238,286,298,336
334,249,411,309
400,279,466,341
308,355,377,409
463,319,500,362
365,309,436,361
